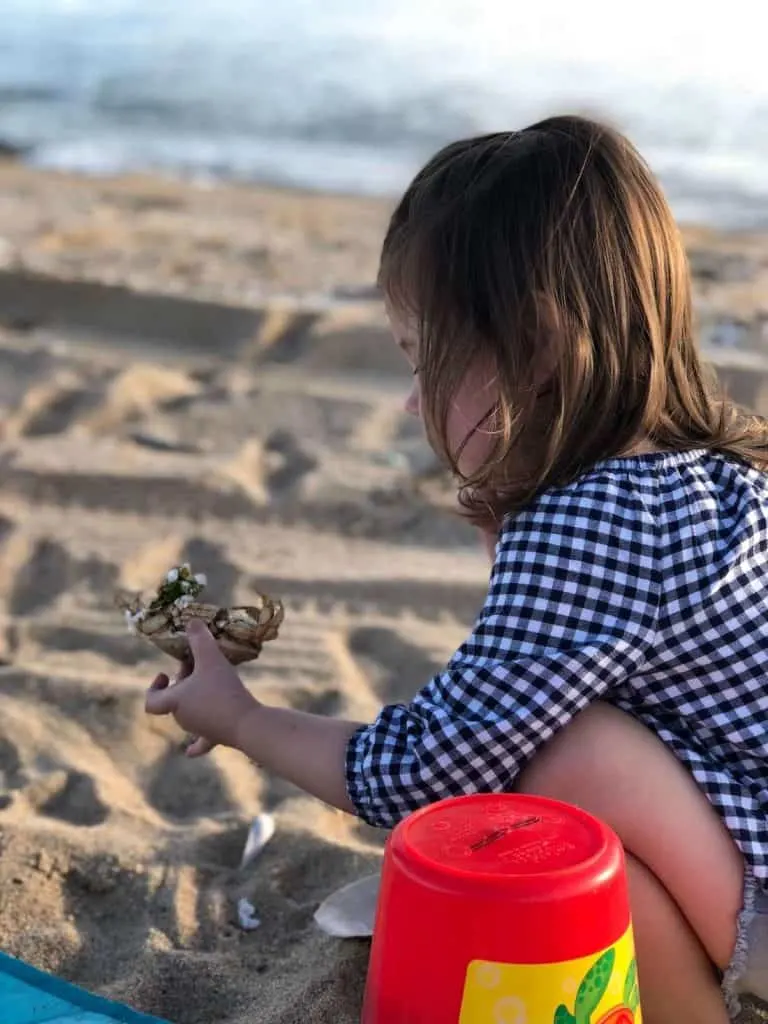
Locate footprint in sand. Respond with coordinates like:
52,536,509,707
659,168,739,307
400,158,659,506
0,514,17,584
18,383,99,438
62,857,158,990
179,538,240,606
105,946,247,1023
0,347,63,410
288,687,344,718
264,429,318,496
193,822,257,870
0,737,25,801
78,554,120,602
8,537,73,616
268,830,381,907
247,389,369,445
28,769,109,827
7,537,120,615
29,623,158,666
347,626,442,705
147,747,235,823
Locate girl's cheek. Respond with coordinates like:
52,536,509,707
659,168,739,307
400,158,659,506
404,379,421,418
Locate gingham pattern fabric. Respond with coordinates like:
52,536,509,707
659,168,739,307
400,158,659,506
345,449,768,880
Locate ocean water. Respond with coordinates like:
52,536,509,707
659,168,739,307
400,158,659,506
1,0,766,228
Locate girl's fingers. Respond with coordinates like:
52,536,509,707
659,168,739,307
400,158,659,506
173,657,194,684
145,678,180,715
185,618,222,667
185,735,216,758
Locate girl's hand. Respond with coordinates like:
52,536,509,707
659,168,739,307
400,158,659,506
144,618,258,757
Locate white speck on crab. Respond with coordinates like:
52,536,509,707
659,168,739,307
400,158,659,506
180,580,192,592
124,608,146,634
176,594,195,608
181,562,191,572
194,573,207,587
166,568,179,583
236,897,261,931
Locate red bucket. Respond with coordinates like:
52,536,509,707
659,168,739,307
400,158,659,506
362,793,641,1024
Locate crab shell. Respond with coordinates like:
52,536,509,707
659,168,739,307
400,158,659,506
132,596,284,665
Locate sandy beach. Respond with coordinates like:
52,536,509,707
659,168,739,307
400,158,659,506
0,159,767,1023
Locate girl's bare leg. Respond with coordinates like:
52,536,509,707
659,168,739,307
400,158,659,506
517,701,744,1024
623,852,729,1024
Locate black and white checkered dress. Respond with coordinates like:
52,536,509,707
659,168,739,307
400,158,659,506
345,449,768,881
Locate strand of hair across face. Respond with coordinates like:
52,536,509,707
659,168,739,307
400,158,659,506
454,404,499,467
453,385,553,466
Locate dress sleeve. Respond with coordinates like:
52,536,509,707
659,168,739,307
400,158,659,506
345,475,661,827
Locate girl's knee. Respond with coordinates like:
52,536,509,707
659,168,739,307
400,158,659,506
516,700,632,797
517,702,744,973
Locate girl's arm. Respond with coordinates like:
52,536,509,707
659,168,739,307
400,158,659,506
233,702,360,814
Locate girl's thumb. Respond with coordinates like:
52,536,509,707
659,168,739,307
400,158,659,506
185,618,219,660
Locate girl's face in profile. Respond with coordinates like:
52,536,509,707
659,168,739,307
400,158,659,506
386,301,499,480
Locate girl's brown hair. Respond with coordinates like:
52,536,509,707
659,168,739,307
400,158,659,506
379,114,768,525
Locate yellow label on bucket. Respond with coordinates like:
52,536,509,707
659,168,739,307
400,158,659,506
459,926,641,1024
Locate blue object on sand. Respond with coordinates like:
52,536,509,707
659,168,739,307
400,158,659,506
0,951,170,1024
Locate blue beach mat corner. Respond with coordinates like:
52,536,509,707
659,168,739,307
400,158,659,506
0,951,171,1024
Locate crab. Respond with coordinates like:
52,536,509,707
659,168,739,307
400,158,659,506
117,563,284,665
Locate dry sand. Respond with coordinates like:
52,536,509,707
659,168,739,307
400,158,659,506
0,161,767,1023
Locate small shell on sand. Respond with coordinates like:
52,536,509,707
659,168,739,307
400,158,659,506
313,872,381,938
236,897,261,932
240,812,276,869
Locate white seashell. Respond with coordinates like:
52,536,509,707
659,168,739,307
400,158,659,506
166,568,179,583
236,897,261,931
313,872,381,938
240,812,276,869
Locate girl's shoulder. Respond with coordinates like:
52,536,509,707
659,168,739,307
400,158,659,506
487,449,766,637
582,447,767,501
501,448,768,539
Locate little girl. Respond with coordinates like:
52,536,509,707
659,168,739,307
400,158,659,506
145,115,768,1024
